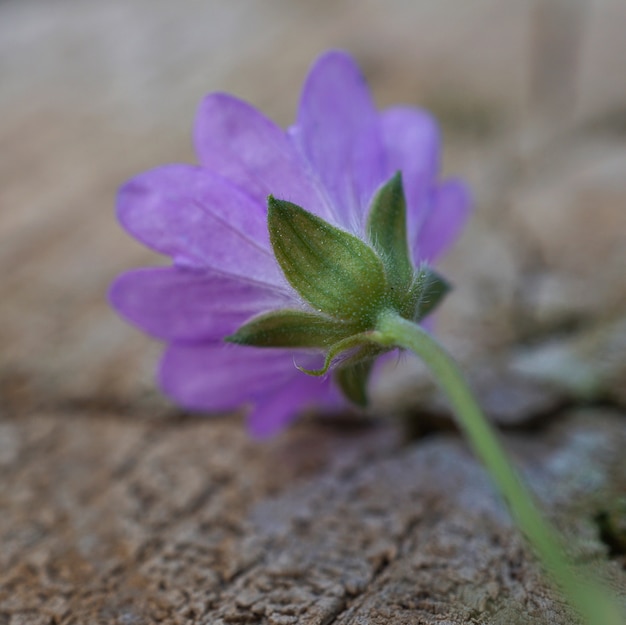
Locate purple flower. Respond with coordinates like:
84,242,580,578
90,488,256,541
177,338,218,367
110,50,471,437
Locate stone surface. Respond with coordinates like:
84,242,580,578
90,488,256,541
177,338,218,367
1,410,625,625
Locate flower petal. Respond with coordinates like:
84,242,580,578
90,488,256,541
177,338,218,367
159,342,302,412
351,121,387,224
293,50,383,229
194,93,332,222
109,267,292,341
416,178,472,262
117,164,282,283
247,374,334,438
380,106,440,247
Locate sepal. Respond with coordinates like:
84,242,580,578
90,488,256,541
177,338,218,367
410,266,450,321
367,171,413,299
225,309,358,348
268,196,387,324
296,331,382,376
334,360,374,407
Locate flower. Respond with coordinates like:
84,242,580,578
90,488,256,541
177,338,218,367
110,50,471,437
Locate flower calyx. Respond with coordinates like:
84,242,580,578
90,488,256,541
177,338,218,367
225,172,450,406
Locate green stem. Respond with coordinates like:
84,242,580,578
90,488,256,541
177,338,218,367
375,311,624,625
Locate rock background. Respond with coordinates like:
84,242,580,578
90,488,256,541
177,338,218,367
1,1,625,623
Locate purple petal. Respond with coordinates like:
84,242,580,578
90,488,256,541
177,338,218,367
247,374,334,438
380,106,440,245
109,267,292,341
415,178,472,263
420,314,437,333
194,93,333,222
351,122,387,227
117,164,283,283
293,50,383,229
159,342,303,412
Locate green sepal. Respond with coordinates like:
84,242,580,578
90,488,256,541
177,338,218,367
225,309,358,348
268,197,388,324
334,360,375,407
367,171,413,299
410,266,451,321
296,331,381,377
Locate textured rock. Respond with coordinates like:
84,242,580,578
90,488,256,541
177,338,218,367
1,410,625,624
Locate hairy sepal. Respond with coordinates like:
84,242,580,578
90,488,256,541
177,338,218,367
367,171,413,301
225,309,359,348
268,197,388,325
410,266,450,321
334,360,375,407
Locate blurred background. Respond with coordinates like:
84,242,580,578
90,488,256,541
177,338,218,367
1,0,625,418
2,1,626,623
